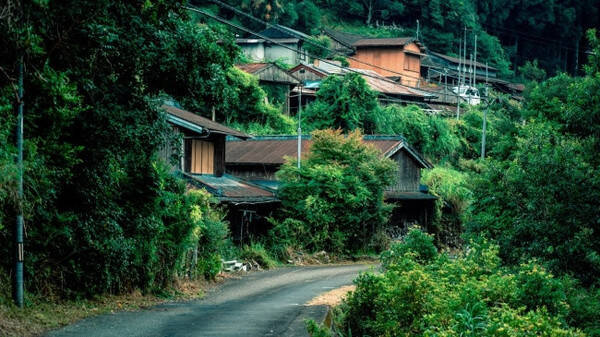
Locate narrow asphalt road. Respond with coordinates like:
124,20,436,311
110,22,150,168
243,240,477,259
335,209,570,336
45,264,373,337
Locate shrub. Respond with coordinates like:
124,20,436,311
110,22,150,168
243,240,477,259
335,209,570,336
240,243,277,269
381,228,437,267
339,241,585,336
275,129,396,254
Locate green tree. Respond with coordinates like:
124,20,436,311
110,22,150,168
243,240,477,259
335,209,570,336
303,72,380,133
273,129,396,253
0,0,241,297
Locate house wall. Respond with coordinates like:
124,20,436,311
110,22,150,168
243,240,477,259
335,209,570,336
289,67,324,81
348,42,422,86
226,164,279,181
184,133,226,177
265,44,306,64
386,149,421,192
240,43,265,61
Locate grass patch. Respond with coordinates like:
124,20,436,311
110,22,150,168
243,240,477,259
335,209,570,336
239,243,278,269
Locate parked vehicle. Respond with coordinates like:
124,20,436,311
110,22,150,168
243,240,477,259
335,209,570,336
452,85,481,105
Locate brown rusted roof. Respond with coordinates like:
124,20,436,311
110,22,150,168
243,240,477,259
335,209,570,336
226,135,432,168
162,104,250,139
353,69,424,97
353,37,414,47
183,173,277,203
236,63,270,74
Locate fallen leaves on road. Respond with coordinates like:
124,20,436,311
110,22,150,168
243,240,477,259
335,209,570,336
306,285,356,307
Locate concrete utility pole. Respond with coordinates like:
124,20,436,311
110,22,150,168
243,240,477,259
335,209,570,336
456,37,462,119
482,98,491,160
15,56,24,308
297,85,302,169
473,34,477,88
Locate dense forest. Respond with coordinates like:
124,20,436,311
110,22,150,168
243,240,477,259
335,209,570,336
1,0,600,336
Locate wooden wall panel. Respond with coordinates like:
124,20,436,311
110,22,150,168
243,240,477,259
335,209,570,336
190,140,215,174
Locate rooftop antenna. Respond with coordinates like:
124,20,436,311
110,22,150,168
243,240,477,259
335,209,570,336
416,19,420,40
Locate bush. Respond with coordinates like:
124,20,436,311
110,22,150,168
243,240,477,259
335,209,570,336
275,129,396,254
381,228,437,267
339,241,586,336
240,243,277,269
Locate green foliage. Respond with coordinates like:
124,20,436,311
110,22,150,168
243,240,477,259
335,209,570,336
303,73,380,133
376,105,461,162
275,129,396,253
0,0,238,297
518,59,547,83
340,239,585,336
468,120,600,284
303,35,332,59
240,242,277,269
381,228,437,266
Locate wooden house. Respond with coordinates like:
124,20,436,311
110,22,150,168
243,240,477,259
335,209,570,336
225,135,436,235
287,62,435,110
421,51,499,86
322,29,426,87
236,24,309,65
236,63,300,113
161,104,278,243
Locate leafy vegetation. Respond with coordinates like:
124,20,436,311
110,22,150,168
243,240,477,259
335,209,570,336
0,0,254,298
338,229,591,336
273,129,396,254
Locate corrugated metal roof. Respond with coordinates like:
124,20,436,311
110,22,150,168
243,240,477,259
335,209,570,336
184,173,277,203
430,51,498,71
353,37,414,47
226,135,432,169
236,63,270,74
162,105,250,139
323,28,367,48
384,191,438,200
350,68,426,97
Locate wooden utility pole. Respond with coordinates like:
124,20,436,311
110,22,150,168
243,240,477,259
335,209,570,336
15,56,24,308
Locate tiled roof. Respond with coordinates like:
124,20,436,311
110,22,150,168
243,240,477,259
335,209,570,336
226,135,432,168
352,37,414,47
162,105,250,139
236,63,270,74
183,173,277,203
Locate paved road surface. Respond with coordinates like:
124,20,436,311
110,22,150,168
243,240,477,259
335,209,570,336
45,264,373,337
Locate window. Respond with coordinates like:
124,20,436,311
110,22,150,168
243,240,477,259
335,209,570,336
404,54,420,72
190,140,214,174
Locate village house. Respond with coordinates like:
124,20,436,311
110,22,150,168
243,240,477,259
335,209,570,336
287,61,435,112
236,63,300,114
322,29,426,86
236,24,309,65
160,104,278,243
225,135,437,236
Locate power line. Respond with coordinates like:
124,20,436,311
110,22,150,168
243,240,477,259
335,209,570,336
184,4,450,99
204,0,427,83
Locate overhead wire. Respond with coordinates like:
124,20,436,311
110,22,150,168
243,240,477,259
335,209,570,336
203,0,431,83
184,4,452,99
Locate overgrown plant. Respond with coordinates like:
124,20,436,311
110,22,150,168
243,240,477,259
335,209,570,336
274,129,396,254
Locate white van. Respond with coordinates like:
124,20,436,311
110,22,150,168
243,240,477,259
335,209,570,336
452,85,481,105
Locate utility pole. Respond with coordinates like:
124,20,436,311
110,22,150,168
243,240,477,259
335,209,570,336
297,84,302,169
15,56,24,308
456,37,462,119
482,98,492,160
473,34,477,88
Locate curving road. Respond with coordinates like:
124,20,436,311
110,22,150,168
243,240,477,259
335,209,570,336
45,264,373,337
